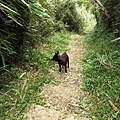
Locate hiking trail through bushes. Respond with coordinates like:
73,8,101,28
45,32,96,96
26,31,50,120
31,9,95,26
26,34,91,120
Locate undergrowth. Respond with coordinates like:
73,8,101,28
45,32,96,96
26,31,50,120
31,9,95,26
0,31,70,120
82,29,120,119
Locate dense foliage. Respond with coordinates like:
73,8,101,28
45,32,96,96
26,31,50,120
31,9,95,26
52,0,84,33
0,0,29,66
0,0,46,71
0,32,70,120
0,0,119,119
83,31,120,119
94,0,120,37
0,0,86,72
82,0,120,119
0,0,86,119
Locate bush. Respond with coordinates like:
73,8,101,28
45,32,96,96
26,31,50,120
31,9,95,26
53,0,84,33
0,0,50,71
94,0,120,37
83,30,120,119
0,0,30,66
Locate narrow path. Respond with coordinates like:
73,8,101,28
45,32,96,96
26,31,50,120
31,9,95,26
26,34,90,120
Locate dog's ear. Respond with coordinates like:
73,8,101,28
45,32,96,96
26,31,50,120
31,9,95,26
56,51,59,55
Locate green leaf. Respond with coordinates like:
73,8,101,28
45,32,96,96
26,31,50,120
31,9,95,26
0,3,19,15
22,80,27,91
20,0,30,8
0,53,5,67
21,94,26,103
19,72,26,79
8,15,23,26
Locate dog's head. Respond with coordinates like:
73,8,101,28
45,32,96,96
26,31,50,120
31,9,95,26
51,51,59,62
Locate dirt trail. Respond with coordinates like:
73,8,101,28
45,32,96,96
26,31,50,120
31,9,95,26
26,34,90,120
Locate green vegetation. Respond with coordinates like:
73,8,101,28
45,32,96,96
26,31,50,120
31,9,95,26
94,0,120,37
0,0,83,119
0,0,86,71
0,0,120,119
0,32,70,120
0,0,48,71
82,25,120,120
82,0,120,119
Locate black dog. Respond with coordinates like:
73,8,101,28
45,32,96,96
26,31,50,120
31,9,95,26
51,51,69,73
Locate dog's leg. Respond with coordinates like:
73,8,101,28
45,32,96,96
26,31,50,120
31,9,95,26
59,64,61,72
67,55,69,68
65,64,67,73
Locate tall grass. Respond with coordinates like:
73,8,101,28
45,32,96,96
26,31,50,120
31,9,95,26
0,0,49,71
94,0,120,37
82,28,120,119
0,31,70,120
